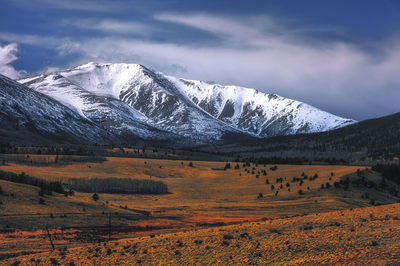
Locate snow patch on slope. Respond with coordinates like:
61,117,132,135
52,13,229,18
18,62,356,143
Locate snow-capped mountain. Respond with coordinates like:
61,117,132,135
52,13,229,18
20,71,178,141
0,74,111,144
20,63,244,143
18,62,356,144
174,79,355,136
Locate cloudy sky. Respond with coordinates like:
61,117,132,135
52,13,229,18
1,0,400,121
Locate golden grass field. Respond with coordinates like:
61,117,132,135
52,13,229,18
0,155,399,264
0,157,370,219
4,203,400,265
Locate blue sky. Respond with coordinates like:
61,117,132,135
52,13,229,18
1,0,400,120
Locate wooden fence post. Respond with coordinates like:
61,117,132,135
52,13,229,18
108,213,112,241
45,227,55,251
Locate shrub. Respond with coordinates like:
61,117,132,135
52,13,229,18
370,198,375,205
92,193,99,201
50,258,59,265
223,234,234,240
269,228,280,234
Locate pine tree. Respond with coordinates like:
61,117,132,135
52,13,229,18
92,193,99,201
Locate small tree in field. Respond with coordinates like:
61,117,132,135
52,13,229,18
92,193,99,202
370,198,375,205
224,163,231,170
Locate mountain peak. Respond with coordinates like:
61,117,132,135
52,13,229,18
17,62,356,144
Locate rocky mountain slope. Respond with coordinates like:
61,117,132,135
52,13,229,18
18,62,355,144
0,74,112,144
174,78,355,136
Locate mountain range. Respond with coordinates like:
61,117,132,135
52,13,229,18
1,62,356,145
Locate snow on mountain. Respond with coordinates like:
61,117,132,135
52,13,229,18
171,78,356,137
20,71,175,140
20,63,243,143
18,62,356,143
0,74,112,144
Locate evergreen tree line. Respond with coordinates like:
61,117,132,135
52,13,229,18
0,154,106,166
372,164,400,185
239,156,305,165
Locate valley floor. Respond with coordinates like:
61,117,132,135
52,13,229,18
0,155,399,264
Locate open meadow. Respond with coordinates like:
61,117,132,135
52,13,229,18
0,154,399,263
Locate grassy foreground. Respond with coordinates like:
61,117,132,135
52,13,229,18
4,203,400,265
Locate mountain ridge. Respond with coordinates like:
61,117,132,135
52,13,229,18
0,74,114,144
17,62,355,144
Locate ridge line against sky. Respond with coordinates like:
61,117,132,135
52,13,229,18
0,0,400,121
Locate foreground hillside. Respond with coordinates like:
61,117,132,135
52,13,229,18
5,203,400,265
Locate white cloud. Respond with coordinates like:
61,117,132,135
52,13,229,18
1,14,399,119
0,32,64,48
62,18,150,35
0,43,25,79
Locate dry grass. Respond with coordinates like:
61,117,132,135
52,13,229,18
0,158,391,227
4,203,400,265
1,157,398,263
0,157,362,211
